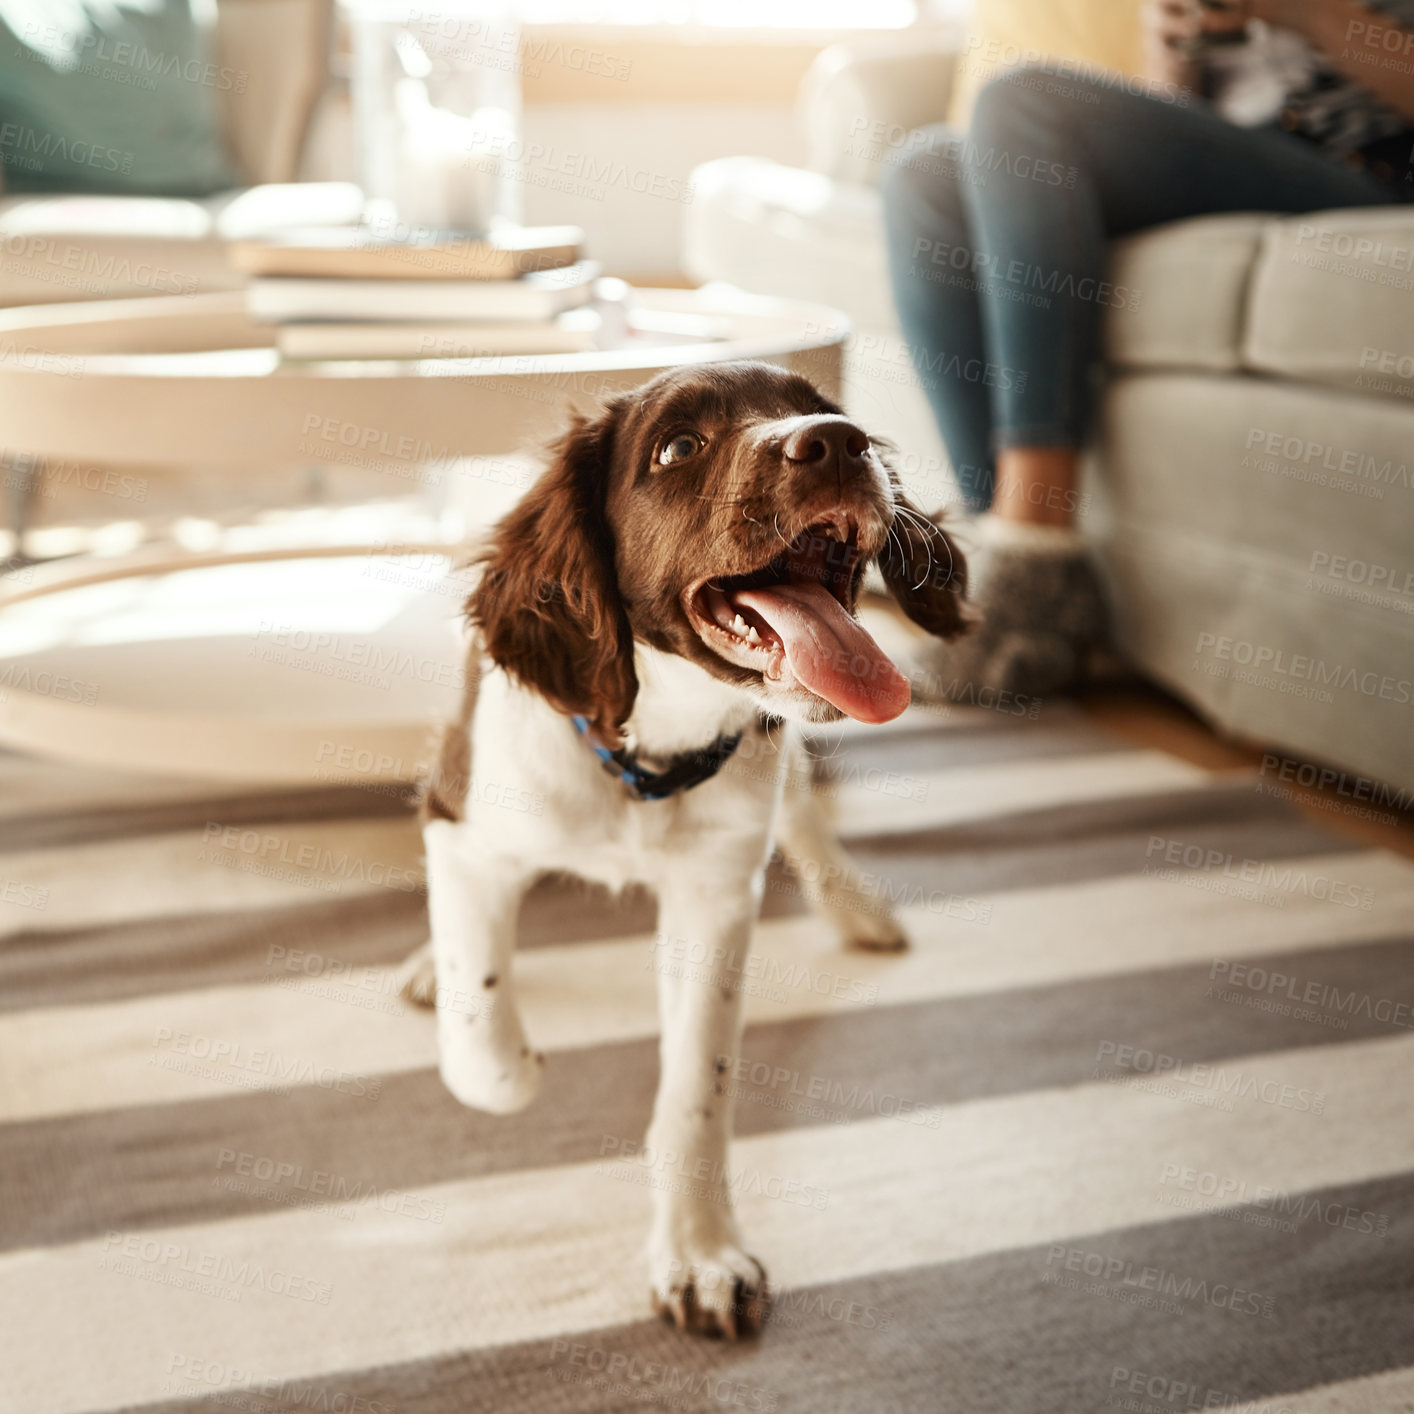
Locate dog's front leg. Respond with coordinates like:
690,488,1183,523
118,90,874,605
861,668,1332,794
775,781,908,951
424,818,542,1115
645,871,769,1338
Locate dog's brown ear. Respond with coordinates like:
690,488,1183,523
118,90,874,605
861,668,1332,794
878,489,972,640
468,404,637,739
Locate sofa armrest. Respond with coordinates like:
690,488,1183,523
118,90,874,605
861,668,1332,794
214,0,335,185
798,28,964,186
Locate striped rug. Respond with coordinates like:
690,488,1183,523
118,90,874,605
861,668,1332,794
2,703,1413,1414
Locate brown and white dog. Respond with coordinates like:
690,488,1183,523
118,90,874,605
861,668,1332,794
401,360,968,1338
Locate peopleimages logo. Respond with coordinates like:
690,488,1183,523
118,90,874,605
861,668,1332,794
549,1339,777,1411
199,823,421,894
0,880,49,910
0,121,132,173
1294,223,1414,269
216,1149,446,1223
0,238,197,296
1193,631,1414,707
1158,1163,1391,1236
910,235,1141,310
1108,1365,1295,1413
100,1232,332,1304
1094,1041,1326,1113
1308,549,1414,597
1045,1244,1277,1320
1243,427,1413,491
1209,959,1412,1029
0,662,99,705
151,1027,383,1101
252,621,466,691
718,1054,942,1129
165,1355,392,1413
20,23,249,91
1145,836,1376,911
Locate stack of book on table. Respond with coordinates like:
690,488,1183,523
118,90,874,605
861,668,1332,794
233,225,600,362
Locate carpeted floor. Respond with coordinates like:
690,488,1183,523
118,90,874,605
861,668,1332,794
2,703,1413,1414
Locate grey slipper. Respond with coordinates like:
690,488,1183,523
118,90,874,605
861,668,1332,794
910,515,1108,704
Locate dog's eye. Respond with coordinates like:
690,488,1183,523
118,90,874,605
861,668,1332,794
657,432,704,467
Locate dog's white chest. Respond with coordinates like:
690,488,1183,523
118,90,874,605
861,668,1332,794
459,660,783,893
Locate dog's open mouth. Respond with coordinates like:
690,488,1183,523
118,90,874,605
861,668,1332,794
685,516,911,724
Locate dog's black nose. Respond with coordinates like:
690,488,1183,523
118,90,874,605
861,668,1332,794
782,415,871,470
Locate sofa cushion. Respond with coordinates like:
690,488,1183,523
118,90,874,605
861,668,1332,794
687,157,1272,375
213,0,332,185
0,2,240,196
1105,215,1270,373
1244,207,1414,405
685,157,1270,384
1098,370,1411,568
1095,371,1414,792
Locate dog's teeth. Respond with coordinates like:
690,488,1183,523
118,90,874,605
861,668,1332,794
745,625,761,644
731,613,748,636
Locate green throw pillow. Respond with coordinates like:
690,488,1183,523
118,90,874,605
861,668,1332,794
0,0,242,196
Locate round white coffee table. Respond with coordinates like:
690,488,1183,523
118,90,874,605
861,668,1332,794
0,285,847,784
0,285,844,471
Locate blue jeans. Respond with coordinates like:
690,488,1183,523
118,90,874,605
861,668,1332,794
882,67,1404,512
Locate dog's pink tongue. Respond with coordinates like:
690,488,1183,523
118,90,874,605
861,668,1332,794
732,581,910,724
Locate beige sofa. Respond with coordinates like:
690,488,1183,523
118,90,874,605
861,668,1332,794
685,37,1414,794
0,0,354,309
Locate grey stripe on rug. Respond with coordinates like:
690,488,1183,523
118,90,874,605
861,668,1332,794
0,709,1119,859
0,779,1354,1013
109,1171,1414,1414
0,783,417,856
4,933,1410,1252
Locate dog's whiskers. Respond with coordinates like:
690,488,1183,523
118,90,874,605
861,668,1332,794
889,504,941,591
799,730,846,765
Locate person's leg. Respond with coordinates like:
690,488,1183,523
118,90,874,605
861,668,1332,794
957,65,1400,525
887,65,1400,699
881,135,1103,692
881,131,996,513
991,448,1077,527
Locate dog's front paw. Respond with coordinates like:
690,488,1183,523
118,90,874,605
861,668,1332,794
437,1019,544,1115
649,1241,770,1339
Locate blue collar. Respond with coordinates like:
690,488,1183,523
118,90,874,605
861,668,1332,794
571,714,744,802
